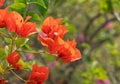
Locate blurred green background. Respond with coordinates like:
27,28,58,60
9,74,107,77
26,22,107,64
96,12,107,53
0,0,120,84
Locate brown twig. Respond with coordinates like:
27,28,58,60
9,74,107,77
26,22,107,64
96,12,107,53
17,50,45,54
9,69,27,83
84,12,102,36
0,32,10,38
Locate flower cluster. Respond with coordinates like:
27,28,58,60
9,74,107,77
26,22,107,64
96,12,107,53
0,0,82,84
0,10,36,37
38,17,82,63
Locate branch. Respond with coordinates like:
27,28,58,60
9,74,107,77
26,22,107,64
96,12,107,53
0,32,10,38
90,32,120,52
89,17,116,40
9,69,27,83
84,12,102,36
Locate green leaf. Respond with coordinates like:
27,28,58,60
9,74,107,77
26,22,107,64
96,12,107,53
83,54,92,62
22,44,30,50
44,0,50,8
0,48,7,60
0,66,4,74
28,0,50,17
15,38,29,48
18,59,34,69
81,43,90,48
27,0,47,8
35,4,48,17
93,67,108,79
67,24,76,34
14,0,26,4
100,0,113,13
27,12,41,22
54,0,60,4
42,54,55,62
9,3,26,15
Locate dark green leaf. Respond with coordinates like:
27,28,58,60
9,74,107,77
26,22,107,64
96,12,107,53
27,0,46,8
55,0,60,4
35,4,48,17
15,38,29,48
9,3,26,15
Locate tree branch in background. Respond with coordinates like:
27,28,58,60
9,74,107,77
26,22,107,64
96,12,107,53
89,17,116,40
84,12,102,36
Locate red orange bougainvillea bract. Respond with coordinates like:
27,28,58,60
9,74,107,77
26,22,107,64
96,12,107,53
0,8,8,28
27,65,49,84
0,78,8,84
7,52,22,70
0,0,4,8
5,11,37,37
38,17,82,62
0,1,82,84
56,37,82,63
38,17,68,54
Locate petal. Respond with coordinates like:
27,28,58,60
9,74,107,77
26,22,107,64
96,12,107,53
38,35,57,54
0,78,8,84
12,64,22,70
18,22,36,37
0,8,8,28
5,11,24,32
0,0,4,8
55,18,62,24
26,80,37,84
42,16,58,26
42,16,58,34
56,40,82,63
29,64,49,83
7,52,20,64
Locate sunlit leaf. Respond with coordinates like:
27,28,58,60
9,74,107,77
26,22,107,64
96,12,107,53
14,0,26,4
27,0,46,8
9,3,26,15
0,48,7,60
27,12,41,22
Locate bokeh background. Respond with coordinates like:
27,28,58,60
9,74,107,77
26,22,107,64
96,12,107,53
0,0,120,84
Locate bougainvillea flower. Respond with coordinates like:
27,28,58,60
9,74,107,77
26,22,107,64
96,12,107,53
55,18,63,24
38,34,58,54
0,8,8,28
27,64,49,84
0,78,8,84
56,37,82,63
38,17,68,54
7,52,22,70
5,11,36,37
0,0,4,8
17,21,36,37
41,16,68,39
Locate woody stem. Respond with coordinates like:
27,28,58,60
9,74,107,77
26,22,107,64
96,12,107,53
17,50,57,57
10,34,17,52
9,69,27,83
0,32,10,38
17,50,49,54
